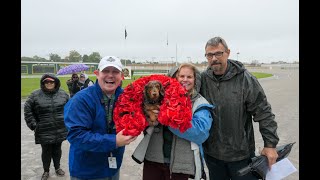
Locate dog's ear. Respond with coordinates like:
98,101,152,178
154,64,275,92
143,82,150,99
159,82,165,98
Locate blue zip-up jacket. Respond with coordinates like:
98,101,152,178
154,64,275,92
169,102,214,157
64,82,124,179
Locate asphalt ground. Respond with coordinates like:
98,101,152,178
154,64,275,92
21,67,299,180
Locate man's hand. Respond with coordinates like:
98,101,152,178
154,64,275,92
116,129,137,147
260,147,278,169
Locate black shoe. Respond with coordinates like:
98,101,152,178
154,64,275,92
41,172,49,180
55,168,65,176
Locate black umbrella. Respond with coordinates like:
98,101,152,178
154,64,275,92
237,142,295,180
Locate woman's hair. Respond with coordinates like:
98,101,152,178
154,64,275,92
176,63,198,96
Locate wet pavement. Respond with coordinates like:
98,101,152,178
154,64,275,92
21,67,299,180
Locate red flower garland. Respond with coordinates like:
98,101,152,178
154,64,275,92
113,74,192,136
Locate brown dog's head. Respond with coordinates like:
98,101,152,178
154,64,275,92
143,80,165,103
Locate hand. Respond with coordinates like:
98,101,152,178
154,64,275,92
151,109,159,115
260,147,278,169
30,122,37,131
152,105,160,114
116,129,137,147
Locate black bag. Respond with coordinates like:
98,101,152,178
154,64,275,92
237,142,295,180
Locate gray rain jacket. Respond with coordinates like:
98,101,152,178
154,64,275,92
200,59,279,162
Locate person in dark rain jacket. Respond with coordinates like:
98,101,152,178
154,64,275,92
200,36,279,180
24,73,69,180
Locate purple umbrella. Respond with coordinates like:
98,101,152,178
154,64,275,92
57,64,90,75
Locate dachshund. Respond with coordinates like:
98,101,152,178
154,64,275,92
143,80,165,126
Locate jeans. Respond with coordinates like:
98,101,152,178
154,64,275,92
204,153,259,180
70,171,119,180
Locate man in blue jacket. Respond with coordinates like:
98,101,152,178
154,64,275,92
64,56,137,180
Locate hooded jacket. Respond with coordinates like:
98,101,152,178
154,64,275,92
200,59,279,162
79,73,94,90
64,82,124,179
24,73,69,144
134,67,214,179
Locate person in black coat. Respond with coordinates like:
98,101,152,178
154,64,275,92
66,73,80,97
24,73,69,180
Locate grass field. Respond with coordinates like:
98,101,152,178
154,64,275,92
21,72,272,98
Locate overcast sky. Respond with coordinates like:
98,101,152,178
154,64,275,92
21,0,299,63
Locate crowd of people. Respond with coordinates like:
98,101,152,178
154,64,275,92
24,36,279,180
66,73,94,97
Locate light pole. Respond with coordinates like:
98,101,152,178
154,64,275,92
171,57,175,67
175,44,178,66
237,52,240,61
152,57,155,72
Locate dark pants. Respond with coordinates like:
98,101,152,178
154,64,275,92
143,160,190,180
41,142,62,172
204,153,259,180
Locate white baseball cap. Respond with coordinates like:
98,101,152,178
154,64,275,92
98,56,123,72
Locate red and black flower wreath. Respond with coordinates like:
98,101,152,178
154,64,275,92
113,74,192,136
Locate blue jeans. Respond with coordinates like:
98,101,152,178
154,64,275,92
204,153,259,180
70,170,120,180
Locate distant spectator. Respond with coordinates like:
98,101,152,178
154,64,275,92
66,73,80,97
79,73,94,90
24,73,69,180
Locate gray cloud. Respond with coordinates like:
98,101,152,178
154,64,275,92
21,0,299,63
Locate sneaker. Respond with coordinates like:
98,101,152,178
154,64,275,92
55,168,65,176
41,172,49,180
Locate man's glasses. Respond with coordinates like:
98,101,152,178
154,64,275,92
72,76,78,79
205,51,224,59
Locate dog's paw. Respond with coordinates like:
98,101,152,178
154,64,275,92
148,119,159,126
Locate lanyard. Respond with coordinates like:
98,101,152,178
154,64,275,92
103,94,115,133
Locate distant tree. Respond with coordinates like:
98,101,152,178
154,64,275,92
69,50,82,62
121,59,132,65
32,55,47,61
82,54,89,62
49,53,62,62
21,56,35,61
64,56,69,62
88,52,101,63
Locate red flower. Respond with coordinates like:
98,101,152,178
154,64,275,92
113,74,192,136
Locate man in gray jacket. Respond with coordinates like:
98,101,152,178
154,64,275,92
200,36,279,180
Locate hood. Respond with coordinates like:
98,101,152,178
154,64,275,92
167,66,201,93
40,73,61,93
80,73,88,83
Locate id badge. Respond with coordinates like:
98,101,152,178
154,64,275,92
108,157,117,169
